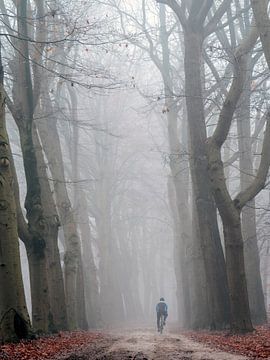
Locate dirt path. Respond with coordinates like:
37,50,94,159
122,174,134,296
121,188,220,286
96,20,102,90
54,328,250,360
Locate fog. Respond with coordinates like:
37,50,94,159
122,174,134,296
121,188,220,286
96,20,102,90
0,0,270,341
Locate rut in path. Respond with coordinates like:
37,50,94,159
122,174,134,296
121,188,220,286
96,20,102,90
54,329,249,360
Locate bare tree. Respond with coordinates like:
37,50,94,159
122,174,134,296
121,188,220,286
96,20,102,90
156,0,231,329
0,47,32,342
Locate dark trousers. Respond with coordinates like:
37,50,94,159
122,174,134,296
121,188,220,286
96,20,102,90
157,312,168,328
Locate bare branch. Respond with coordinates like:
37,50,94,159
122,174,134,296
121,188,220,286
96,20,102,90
156,0,187,29
196,0,213,25
204,0,232,36
224,151,240,167
211,25,258,147
251,0,270,69
235,110,270,209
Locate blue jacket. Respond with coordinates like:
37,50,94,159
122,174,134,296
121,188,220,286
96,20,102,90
156,301,168,314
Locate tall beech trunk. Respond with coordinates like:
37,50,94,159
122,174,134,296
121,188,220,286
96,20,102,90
157,1,230,329
37,86,80,330
69,86,88,330
10,137,54,333
0,60,32,343
207,142,254,332
78,193,101,328
25,239,52,333
167,177,191,327
32,125,68,331
223,213,253,331
167,105,201,329
206,26,264,332
11,77,52,334
236,67,266,324
4,0,53,333
242,203,266,323
184,29,229,329
251,0,270,323
159,6,196,328
262,246,270,311
76,254,88,330
251,0,270,70
12,62,52,333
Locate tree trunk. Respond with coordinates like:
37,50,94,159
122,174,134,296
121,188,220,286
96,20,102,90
167,176,191,328
207,142,254,332
32,125,68,331
236,69,266,324
4,0,53,334
251,0,270,69
37,89,80,330
261,245,270,314
159,6,195,328
242,200,266,324
78,194,101,328
15,125,53,333
76,253,88,330
189,196,211,329
69,86,88,330
184,29,230,329
224,216,254,331
10,136,54,334
0,62,32,343
25,243,52,333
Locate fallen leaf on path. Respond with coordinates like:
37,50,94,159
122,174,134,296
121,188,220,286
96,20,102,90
186,325,270,359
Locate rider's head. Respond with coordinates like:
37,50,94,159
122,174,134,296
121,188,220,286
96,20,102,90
160,297,165,301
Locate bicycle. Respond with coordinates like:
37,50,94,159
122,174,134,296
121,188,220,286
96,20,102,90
158,314,165,334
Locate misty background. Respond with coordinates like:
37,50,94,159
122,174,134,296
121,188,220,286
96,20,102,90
0,0,270,342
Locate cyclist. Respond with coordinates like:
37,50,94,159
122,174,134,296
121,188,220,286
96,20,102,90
156,297,168,332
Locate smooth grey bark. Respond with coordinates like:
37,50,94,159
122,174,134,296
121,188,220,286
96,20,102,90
159,5,192,328
251,0,270,69
76,254,88,330
4,8,59,334
206,26,270,333
167,176,191,327
30,0,83,330
207,5,266,326
184,27,230,329
36,82,80,330
77,192,101,328
4,0,53,333
32,125,68,331
236,61,266,324
0,59,32,343
157,0,230,329
68,86,88,330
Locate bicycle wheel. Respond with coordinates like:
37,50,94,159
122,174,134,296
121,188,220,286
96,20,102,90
159,314,164,334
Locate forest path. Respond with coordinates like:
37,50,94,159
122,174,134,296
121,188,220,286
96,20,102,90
55,328,249,360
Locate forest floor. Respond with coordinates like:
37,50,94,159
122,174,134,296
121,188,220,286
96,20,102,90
0,326,269,360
